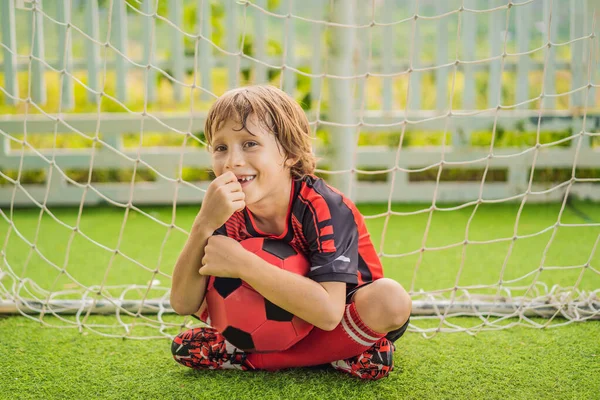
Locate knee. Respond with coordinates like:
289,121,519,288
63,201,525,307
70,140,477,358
376,279,412,330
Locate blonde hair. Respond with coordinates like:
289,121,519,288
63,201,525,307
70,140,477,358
204,85,316,180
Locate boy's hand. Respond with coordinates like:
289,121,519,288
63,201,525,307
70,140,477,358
195,171,245,233
199,235,251,279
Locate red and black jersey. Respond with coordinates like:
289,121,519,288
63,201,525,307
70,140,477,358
213,175,384,293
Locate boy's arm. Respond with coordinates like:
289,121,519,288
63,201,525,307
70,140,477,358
240,253,347,331
171,171,245,315
170,221,213,315
200,235,347,330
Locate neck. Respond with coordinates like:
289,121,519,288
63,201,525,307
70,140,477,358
248,177,293,229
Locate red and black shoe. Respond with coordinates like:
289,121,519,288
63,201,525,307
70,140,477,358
330,337,395,381
171,327,255,371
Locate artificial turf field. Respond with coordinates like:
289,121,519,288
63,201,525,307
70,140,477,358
1,201,599,399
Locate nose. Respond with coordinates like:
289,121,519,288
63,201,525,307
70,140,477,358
224,146,245,170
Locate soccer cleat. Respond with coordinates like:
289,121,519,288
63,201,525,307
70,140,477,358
330,337,395,381
171,327,255,371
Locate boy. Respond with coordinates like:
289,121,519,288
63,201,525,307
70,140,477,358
170,85,412,380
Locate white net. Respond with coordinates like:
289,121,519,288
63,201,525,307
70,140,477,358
0,0,599,339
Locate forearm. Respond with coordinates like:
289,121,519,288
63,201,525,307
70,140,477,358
240,254,343,331
170,222,212,315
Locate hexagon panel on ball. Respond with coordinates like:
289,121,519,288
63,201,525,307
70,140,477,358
222,326,255,350
264,298,294,321
212,277,243,299
261,239,298,259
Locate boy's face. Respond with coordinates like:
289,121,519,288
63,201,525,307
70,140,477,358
210,115,292,208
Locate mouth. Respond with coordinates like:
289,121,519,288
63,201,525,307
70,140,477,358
237,175,256,187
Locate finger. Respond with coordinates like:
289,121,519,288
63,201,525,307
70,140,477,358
232,199,246,212
223,180,243,192
228,191,245,202
216,171,238,185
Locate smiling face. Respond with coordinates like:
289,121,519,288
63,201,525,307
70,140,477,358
210,115,294,209
204,86,316,183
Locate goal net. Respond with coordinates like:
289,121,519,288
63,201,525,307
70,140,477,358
0,0,599,339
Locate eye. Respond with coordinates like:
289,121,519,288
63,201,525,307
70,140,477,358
214,145,226,152
244,141,258,149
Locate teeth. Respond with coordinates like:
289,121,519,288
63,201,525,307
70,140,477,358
239,176,255,182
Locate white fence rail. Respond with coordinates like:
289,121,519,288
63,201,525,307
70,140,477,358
1,111,599,206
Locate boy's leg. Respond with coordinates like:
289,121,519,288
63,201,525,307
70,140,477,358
171,300,384,373
246,301,387,370
329,278,411,380
350,278,412,335
171,278,411,379
246,278,411,374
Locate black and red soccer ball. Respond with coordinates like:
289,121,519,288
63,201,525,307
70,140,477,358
205,237,313,352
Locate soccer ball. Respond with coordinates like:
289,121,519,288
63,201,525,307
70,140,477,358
205,237,314,352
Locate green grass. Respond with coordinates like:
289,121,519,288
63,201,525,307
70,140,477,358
1,202,600,398
3,202,599,302
0,315,598,400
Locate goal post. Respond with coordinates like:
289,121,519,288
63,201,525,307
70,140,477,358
0,0,599,339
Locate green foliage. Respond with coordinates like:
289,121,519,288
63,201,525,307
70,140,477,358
121,132,204,148
314,130,330,147
266,38,283,57
357,131,453,148
65,168,157,184
295,66,313,110
182,1,226,55
409,168,507,182
8,133,98,151
180,167,215,182
532,168,600,184
0,66,592,115
239,34,285,83
471,128,573,148
0,169,46,185
118,0,168,16
267,0,281,10
356,167,389,182
7,132,207,152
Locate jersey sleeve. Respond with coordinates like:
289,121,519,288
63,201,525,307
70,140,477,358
301,194,359,285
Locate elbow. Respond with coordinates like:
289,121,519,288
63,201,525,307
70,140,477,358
169,296,194,316
317,309,345,332
169,302,187,316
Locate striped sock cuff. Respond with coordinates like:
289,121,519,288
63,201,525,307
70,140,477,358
341,302,386,347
